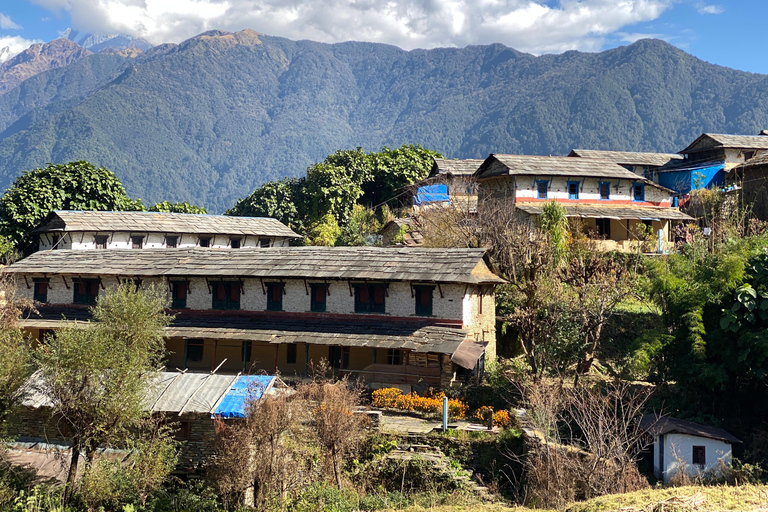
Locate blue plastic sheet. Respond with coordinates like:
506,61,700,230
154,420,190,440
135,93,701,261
658,163,724,194
415,184,450,205
213,375,274,418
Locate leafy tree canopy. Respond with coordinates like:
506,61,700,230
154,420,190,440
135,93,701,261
227,144,440,239
0,161,143,253
149,201,207,214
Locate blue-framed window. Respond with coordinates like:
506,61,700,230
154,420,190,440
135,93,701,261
414,286,434,316
599,181,610,200
568,181,580,200
633,183,645,202
536,180,548,199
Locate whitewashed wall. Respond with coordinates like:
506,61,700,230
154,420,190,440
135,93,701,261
512,176,671,205
654,433,733,482
20,276,479,323
37,232,292,251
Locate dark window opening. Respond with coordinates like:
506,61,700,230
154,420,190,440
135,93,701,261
259,238,271,248
287,343,297,364
94,235,108,249
744,151,755,161
387,349,402,365
73,279,99,305
692,445,706,466
51,234,61,249
242,341,252,363
165,235,178,248
633,184,645,202
643,219,653,230
131,236,144,249
172,282,188,309
174,420,192,440
38,329,52,344
414,286,433,316
310,284,327,312
568,181,580,200
354,284,386,313
33,279,48,303
230,238,241,249
329,346,350,370
185,339,204,364
266,283,284,311
537,181,548,199
596,218,611,238
212,282,240,310
600,182,610,200
199,237,211,248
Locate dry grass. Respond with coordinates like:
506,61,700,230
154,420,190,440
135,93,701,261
386,484,768,512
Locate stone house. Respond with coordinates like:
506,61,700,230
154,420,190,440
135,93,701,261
474,154,693,252
32,210,301,251
567,149,682,178
10,246,504,389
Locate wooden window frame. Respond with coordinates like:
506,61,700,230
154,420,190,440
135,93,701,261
567,180,580,200
354,283,386,314
165,235,178,248
94,235,108,249
33,278,48,303
266,283,284,312
131,235,144,249
387,349,402,365
212,282,240,310
596,218,611,238
310,283,327,313
73,278,99,305
184,338,204,364
692,445,706,466
230,238,241,249
599,181,610,200
414,285,434,317
198,236,211,248
171,281,188,309
259,238,271,248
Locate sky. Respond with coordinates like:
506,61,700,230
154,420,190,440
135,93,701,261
0,0,766,74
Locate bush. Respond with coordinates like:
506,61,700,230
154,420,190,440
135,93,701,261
371,388,468,419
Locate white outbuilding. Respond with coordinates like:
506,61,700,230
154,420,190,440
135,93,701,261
640,414,741,483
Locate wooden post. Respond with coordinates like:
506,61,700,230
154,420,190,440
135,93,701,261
211,340,218,372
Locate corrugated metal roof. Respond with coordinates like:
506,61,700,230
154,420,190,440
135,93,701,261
568,149,682,167
21,370,278,416
8,247,505,285
515,203,693,221
31,211,301,238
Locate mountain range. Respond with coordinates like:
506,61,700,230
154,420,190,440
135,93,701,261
0,29,767,212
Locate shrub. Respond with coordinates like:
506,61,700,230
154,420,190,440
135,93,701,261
493,410,512,428
473,406,494,424
372,388,468,419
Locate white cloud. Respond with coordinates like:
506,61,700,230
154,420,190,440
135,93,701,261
26,0,673,53
0,36,41,63
0,13,22,30
696,3,723,15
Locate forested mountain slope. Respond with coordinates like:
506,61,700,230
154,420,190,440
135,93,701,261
0,29,767,212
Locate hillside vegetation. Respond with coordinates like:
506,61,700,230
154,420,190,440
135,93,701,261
0,31,767,210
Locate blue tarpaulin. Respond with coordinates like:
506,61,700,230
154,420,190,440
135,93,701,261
658,163,724,195
213,375,274,418
415,184,450,205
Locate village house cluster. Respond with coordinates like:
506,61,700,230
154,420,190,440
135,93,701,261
7,129,761,479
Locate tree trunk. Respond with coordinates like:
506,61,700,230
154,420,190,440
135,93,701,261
63,439,81,503
332,447,342,489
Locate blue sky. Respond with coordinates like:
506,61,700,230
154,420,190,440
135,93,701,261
1,0,766,74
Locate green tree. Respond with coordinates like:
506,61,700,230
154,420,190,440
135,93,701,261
35,283,172,502
149,201,207,214
336,204,381,246
226,178,303,231
363,144,441,208
0,274,30,435
304,214,341,247
0,161,143,254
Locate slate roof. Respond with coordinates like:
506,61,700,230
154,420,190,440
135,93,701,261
8,247,505,285
735,153,768,169
639,414,741,444
430,158,485,177
680,133,768,154
568,149,682,167
31,211,301,239
514,203,693,221
20,306,471,356
475,154,659,182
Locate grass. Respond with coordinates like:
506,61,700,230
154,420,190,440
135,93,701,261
387,484,768,512
565,484,768,512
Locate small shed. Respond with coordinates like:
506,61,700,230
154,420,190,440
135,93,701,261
640,414,741,483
